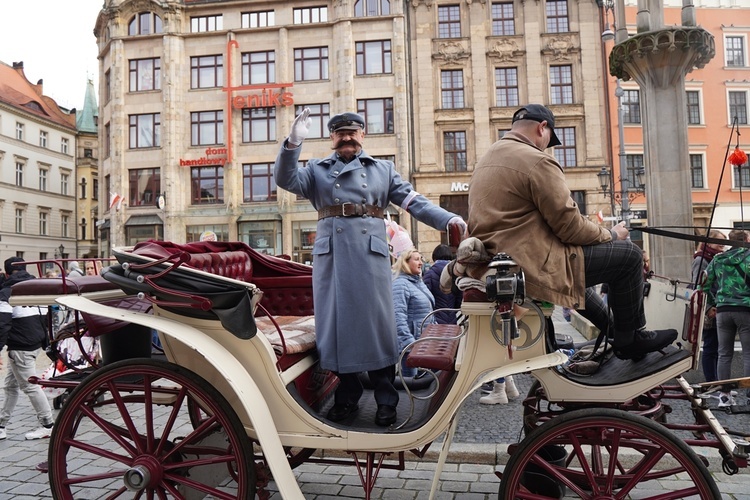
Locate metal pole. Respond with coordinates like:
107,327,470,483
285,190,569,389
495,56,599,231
615,79,631,228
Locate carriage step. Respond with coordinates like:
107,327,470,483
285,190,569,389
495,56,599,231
406,324,462,371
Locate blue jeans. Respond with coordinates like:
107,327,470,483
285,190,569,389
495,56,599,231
0,349,54,428
716,310,750,383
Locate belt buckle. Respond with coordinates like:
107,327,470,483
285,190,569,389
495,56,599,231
341,202,363,217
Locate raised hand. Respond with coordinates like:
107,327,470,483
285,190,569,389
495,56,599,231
288,108,312,146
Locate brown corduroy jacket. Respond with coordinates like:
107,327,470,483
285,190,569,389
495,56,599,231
468,131,611,308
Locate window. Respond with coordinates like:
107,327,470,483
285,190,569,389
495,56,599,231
625,154,644,189
294,47,329,81
104,122,111,157
191,15,223,32
293,6,327,24
84,148,93,158
729,91,748,124
80,177,87,199
39,168,48,191
243,163,277,202
93,178,99,200
622,90,641,124
495,67,519,107
186,225,229,243
126,223,163,247
571,190,586,216
105,69,111,102
726,36,745,67
191,111,224,146
546,0,569,33
61,172,69,195
438,5,461,39
39,212,48,236
550,65,573,104
128,12,162,35
129,113,161,148
191,166,224,204
441,70,464,109
191,55,223,89
686,90,701,125
491,2,515,36
444,132,467,172
15,122,24,141
61,137,69,154
294,103,329,139
498,129,510,140
553,127,576,166
39,130,48,148
242,107,276,143
690,154,704,189
734,162,750,188
242,10,275,28
81,218,87,241
242,51,275,85
356,40,392,75
62,214,69,238
129,168,161,206
15,162,23,186
354,0,390,16
15,208,23,233
129,58,161,92
357,98,394,134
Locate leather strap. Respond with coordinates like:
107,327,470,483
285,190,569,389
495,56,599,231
318,203,384,220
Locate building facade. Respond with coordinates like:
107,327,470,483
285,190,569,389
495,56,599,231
93,0,612,261
602,0,750,239
409,0,610,251
0,61,77,271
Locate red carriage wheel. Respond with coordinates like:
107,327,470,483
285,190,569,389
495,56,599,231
49,358,256,499
499,408,720,499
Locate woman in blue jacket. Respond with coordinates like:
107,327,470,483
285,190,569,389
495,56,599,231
392,249,435,377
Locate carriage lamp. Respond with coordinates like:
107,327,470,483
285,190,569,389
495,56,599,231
54,244,65,259
485,253,525,305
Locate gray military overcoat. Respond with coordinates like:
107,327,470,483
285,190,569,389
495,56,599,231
275,142,456,373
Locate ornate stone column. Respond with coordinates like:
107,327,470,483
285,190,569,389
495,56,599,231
610,20,714,278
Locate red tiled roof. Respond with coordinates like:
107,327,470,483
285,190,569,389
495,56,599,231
0,61,76,130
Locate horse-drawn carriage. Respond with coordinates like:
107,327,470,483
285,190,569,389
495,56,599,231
9,240,749,499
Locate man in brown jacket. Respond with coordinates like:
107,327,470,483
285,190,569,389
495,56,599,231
468,104,676,360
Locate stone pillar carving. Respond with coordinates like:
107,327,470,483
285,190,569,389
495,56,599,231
610,25,714,278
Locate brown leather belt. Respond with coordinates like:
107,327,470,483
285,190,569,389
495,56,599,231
318,203,384,220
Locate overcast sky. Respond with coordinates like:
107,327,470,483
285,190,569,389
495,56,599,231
0,1,104,110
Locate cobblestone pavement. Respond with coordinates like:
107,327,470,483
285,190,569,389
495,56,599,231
0,310,748,498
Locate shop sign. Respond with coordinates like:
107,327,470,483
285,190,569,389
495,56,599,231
179,147,228,167
450,182,469,192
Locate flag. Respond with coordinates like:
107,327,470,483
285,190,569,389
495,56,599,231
597,210,604,223
109,192,123,211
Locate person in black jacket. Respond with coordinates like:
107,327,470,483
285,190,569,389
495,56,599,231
0,257,54,440
423,245,462,325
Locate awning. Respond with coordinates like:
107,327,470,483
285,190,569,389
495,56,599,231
237,213,282,222
124,215,163,226
98,219,111,229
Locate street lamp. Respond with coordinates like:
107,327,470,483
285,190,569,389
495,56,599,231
598,162,646,227
54,244,65,259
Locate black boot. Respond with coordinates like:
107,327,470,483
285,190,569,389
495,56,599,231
614,329,678,360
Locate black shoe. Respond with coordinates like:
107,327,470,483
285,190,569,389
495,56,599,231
327,403,359,422
375,405,397,426
614,328,678,360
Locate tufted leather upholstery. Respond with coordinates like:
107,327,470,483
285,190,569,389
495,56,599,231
405,323,461,372
186,251,253,282
10,275,119,296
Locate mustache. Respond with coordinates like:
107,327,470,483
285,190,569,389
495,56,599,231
332,139,362,150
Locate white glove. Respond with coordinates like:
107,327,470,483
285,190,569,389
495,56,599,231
446,216,468,239
288,108,312,146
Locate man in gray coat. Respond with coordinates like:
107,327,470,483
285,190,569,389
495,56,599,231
275,109,465,426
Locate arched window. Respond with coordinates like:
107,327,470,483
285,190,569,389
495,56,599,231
128,12,163,36
354,0,390,17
